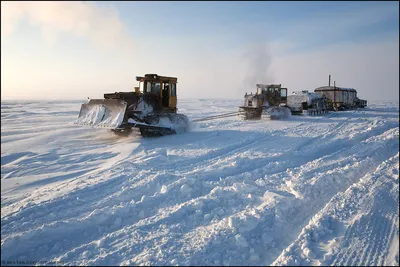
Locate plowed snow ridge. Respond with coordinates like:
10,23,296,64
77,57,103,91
1,99,399,266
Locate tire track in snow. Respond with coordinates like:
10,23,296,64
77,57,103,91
385,215,399,266
333,190,398,266
376,213,397,266
382,214,399,266
365,212,390,266
272,152,399,266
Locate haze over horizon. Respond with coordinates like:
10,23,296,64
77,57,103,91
1,1,399,101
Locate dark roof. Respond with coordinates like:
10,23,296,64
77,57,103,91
256,84,282,89
136,74,178,83
315,86,357,92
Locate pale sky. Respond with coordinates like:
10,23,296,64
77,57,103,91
1,1,399,101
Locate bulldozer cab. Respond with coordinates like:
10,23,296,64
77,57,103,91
136,74,177,112
257,84,287,106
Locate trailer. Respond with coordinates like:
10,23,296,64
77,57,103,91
314,75,367,111
286,90,329,115
314,86,358,110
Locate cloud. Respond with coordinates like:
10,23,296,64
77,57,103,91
1,1,134,53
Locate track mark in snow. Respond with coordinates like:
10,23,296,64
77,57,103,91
1,101,399,266
272,152,399,266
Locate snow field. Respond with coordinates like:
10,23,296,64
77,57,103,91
1,99,399,266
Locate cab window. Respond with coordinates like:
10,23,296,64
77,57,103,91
162,83,169,95
163,83,170,91
151,82,161,94
146,82,151,93
280,88,287,97
171,84,176,96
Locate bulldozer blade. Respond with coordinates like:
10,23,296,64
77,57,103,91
75,99,127,129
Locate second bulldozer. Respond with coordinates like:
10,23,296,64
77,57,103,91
239,84,291,120
75,74,190,137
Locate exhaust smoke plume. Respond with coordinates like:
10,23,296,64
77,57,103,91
242,42,274,90
1,1,134,54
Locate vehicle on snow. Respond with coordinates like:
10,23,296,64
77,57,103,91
75,74,190,137
239,84,291,120
286,90,329,115
314,75,367,111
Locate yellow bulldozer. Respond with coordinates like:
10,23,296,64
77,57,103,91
239,83,291,120
75,74,190,137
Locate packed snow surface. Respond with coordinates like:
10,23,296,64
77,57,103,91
1,99,399,266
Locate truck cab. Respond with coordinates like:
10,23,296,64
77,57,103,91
136,74,178,112
257,84,288,106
